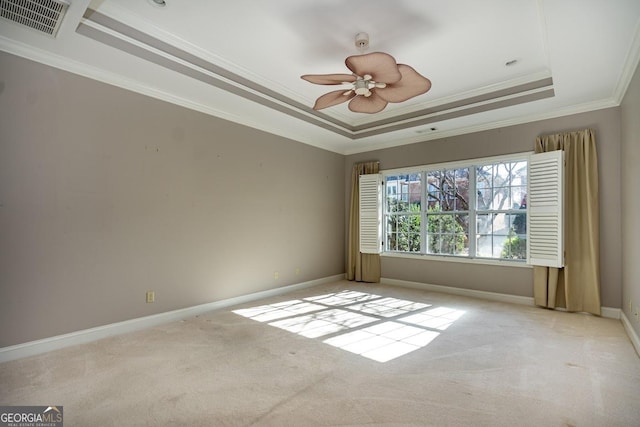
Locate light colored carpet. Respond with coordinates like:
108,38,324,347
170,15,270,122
1,280,639,426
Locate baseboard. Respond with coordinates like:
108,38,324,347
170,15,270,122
0,274,345,363
4,274,624,364
601,307,621,320
380,277,621,320
621,311,640,357
381,277,536,307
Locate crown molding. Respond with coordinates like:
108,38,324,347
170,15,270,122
0,34,623,158
613,19,640,104
0,36,348,154
342,98,619,155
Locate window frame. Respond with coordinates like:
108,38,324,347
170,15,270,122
382,152,532,264
384,173,423,253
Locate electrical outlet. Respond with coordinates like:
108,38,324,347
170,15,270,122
295,268,300,276
146,291,155,303
274,271,279,280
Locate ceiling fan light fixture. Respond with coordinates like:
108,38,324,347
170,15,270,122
354,78,370,96
301,33,431,113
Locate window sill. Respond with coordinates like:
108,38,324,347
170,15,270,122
381,252,533,268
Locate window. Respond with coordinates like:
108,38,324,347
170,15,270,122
385,174,421,252
476,161,528,259
382,155,529,261
426,168,470,256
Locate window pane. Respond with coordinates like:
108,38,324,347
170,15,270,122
386,174,421,213
426,171,441,211
426,168,469,212
496,163,510,183
490,187,509,210
386,214,420,252
386,175,400,212
426,213,468,256
407,173,422,210
427,190,440,211
476,234,491,257
512,186,527,209
476,212,527,260
454,168,470,211
476,186,491,210
441,170,455,211
502,214,527,259
474,160,528,260
477,165,493,188
455,214,469,255
512,210,527,235
386,216,400,251
511,161,528,183
426,214,442,254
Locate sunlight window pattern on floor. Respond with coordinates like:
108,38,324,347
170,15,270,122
233,290,465,363
270,309,377,338
401,306,466,330
303,290,381,306
232,300,325,322
323,321,440,362
346,297,430,317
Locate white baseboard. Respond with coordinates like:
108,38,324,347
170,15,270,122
0,274,345,363
621,311,640,357
381,277,536,307
601,307,621,320
4,274,627,363
384,277,636,357
380,277,621,320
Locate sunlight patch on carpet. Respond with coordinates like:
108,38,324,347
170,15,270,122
324,321,440,362
233,290,465,362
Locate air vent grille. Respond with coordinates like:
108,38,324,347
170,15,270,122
0,0,69,37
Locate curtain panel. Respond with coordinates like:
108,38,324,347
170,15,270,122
533,129,601,315
347,161,381,283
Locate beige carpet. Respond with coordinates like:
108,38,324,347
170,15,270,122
1,280,639,426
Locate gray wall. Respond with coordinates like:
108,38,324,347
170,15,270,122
346,108,622,308
621,60,640,336
0,52,345,347
0,46,631,348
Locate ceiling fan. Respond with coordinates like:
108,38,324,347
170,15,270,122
301,33,432,114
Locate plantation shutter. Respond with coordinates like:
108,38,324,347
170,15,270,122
359,174,382,254
527,150,564,267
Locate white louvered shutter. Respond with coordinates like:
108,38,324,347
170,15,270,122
527,150,564,267
359,174,382,254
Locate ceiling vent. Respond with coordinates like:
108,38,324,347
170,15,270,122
0,0,69,37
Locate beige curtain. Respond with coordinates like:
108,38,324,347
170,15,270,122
533,129,601,315
347,161,381,282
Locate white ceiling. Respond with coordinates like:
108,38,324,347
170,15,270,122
1,0,639,154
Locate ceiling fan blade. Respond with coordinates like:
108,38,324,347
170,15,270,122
375,64,432,103
301,74,356,85
312,89,356,110
345,52,402,84
348,91,388,114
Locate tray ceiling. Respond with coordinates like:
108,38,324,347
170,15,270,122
1,0,639,154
